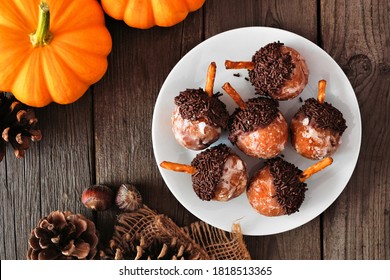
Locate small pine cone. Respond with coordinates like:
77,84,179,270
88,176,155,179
0,92,42,162
27,211,99,260
101,234,200,260
133,235,201,260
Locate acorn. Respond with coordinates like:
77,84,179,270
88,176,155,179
115,184,143,212
82,185,114,211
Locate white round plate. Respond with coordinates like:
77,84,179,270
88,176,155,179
152,27,361,236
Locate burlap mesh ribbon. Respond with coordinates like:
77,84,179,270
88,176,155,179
183,221,251,260
101,205,251,260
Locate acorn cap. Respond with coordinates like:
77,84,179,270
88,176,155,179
115,184,143,212
190,144,233,201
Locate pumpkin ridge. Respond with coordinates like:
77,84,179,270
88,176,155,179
101,0,128,20
0,46,32,91
13,50,53,106
149,0,161,27
52,32,112,57
184,0,206,11
151,0,188,27
50,43,108,85
42,48,90,104
124,0,155,29
0,0,36,32
50,26,112,56
44,0,74,31
50,0,107,33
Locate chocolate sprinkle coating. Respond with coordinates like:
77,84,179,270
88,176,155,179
191,144,232,201
298,98,347,134
267,157,307,215
174,88,229,129
248,42,295,96
228,97,280,143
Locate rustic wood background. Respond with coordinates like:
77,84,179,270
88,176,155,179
1,0,389,260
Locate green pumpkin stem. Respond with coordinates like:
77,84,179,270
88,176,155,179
30,2,53,47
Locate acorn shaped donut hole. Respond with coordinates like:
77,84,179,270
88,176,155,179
160,144,248,202
225,42,309,100
291,80,347,160
222,82,288,159
247,157,333,217
171,62,229,150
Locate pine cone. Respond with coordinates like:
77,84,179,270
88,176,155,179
134,235,197,260
27,211,99,260
101,231,202,260
100,206,209,260
0,92,41,162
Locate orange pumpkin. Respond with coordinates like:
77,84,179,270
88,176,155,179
0,0,112,107
101,0,206,29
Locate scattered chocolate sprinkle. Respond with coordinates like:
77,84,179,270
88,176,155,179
266,157,307,215
191,144,232,201
174,88,229,129
280,154,285,158
244,77,250,81
298,98,347,134
248,42,295,97
228,97,280,143
299,97,303,103
233,73,241,77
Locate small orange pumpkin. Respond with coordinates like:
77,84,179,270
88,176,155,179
101,0,206,29
0,0,112,107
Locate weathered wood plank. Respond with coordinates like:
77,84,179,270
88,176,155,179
0,92,93,260
205,0,320,259
0,160,6,259
93,11,204,246
0,156,16,260
321,0,390,259
32,94,93,259
2,143,41,260
37,94,94,220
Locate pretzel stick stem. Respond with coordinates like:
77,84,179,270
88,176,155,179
225,60,254,70
222,82,248,110
317,80,327,104
300,157,333,182
205,62,217,97
160,161,197,175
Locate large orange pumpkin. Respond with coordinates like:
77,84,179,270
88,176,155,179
101,0,206,29
0,0,112,107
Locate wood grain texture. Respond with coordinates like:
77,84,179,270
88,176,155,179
0,93,94,260
205,0,320,259
0,155,17,260
37,94,94,218
0,161,6,258
93,11,204,246
320,0,390,259
2,143,41,260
